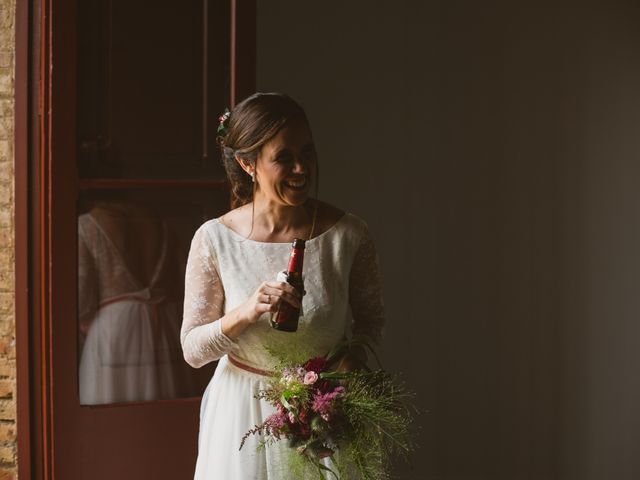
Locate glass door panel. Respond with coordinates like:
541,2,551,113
77,187,227,405
77,0,230,180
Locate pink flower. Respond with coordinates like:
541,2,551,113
303,371,318,385
311,386,344,421
288,412,296,423
264,412,287,438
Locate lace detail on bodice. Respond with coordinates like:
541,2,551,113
180,213,385,370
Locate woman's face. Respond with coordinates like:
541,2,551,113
254,120,317,207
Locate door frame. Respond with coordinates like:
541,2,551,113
14,1,256,477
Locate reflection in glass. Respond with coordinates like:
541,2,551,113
78,189,224,405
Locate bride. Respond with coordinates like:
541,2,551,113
181,92,385,479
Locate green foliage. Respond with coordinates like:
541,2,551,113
247,336,417,479
262,323,320,368
335,371,415,479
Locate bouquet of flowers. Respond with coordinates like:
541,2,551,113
239,339,415,479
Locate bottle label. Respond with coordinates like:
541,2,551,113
270,240,305,332
287,248,304,274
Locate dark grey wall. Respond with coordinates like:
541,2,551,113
258,2,640,479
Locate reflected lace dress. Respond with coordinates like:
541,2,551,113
181,213,385,480
78,213,198,404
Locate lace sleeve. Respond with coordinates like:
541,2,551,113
348,225,385,346
181,224,238,368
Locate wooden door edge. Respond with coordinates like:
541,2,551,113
15,1,258,478
16,0,55,477
14,0,32,477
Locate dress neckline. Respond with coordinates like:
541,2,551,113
214,213,349,246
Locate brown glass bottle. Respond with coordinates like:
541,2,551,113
270,238,305,332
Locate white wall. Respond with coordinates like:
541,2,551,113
258,2,640,479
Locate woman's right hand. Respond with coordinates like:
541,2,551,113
241,281,302,324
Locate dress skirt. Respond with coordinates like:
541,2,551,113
194,356,297,480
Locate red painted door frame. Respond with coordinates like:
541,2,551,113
14,0,256,477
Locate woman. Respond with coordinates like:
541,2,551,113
181,92,384,479
78,199,203,405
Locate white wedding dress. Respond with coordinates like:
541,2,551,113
78,212,202,405
181,212,385,479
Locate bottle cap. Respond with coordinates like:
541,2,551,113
292,238,306,249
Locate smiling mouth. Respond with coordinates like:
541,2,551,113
285,178,307,190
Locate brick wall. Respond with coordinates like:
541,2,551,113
0,0,16,478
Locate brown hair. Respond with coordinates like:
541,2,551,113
218,92,310,209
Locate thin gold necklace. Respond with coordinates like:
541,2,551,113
246,199,318,242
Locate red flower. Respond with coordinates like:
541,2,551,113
304,356,328,373
294,422,311,439
316,380,332,393
298,409,309,424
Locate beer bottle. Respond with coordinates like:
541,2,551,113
270,238,305,332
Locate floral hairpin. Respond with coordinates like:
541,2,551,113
217,108,231,137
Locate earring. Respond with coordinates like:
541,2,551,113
250,171,255,183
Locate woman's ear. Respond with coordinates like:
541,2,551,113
235,155,256,184
235,155,255,177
